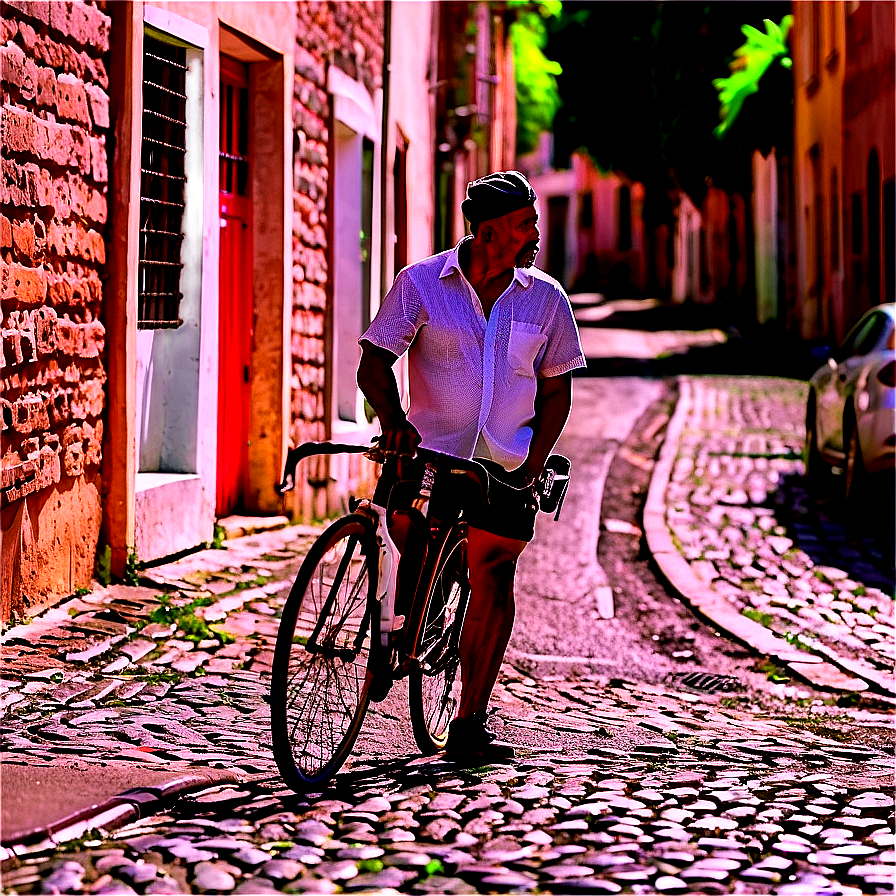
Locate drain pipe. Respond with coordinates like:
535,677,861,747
379,0,393,300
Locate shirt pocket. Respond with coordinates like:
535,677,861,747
508,321,547,378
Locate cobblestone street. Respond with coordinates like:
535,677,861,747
2,374,894,895
653,377,895,697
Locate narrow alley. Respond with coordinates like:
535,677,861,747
2,304,893,895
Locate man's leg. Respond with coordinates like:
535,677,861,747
457,526,527,718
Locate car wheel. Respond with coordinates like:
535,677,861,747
844,418,868,513
804,395,830,492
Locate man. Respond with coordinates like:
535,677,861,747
357,171,585,756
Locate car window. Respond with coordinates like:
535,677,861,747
854,313,888,354
839,315,877,358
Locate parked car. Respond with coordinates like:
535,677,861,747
805,303,896,505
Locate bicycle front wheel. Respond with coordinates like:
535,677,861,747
270,514,378,791
408,525,470,753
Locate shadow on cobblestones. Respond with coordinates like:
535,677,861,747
774,472,895,582
577,300,825,381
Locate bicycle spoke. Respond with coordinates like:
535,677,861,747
274,519,375,785
409,531,469,753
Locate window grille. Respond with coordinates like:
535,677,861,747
138,35,188,329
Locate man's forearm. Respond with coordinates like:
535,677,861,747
357,343,421,454
357,346,405,425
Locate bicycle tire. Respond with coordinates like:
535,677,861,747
270,514,379,792
408,524,470,753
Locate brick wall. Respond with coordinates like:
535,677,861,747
1,0,110,618
290,1,384,516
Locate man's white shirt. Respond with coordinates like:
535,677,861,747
361,237,586,471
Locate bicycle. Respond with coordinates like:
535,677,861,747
269,440,570,793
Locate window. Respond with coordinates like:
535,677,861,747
578,191,593,229
546,195,569,284
810,3,822,81
219,59,249,197
393,136,408,275
885,180,894,303
830,169,840,269
851,193,863,254
825,2,840,68
617,184,632,251
840,311,885,358
868,150,881,303
138,36,188,329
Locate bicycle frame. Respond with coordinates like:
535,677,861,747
276,439,562,662
353,497,403,648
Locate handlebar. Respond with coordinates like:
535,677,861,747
275,441,370,494
277,441,566,517
276,440,497,499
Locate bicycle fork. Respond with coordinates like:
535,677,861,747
357,500,404,647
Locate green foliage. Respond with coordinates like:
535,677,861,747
755,658,789,683
422,859,445,878
148,593,235,645
784,718,851,741
509,0,563,155
741,607,775,627
357,859,385,873
783,629,817,652
117,668,181,684
96,544,112,587
124,548,141,586
836,691,864,708
713,16,793,138
546,2,793,227
211,522,226,550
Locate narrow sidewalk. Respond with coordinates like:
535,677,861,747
644,375,895,698
1,524,322,853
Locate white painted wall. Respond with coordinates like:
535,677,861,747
329,67,382,439
383,1,437,409
135,6,216,560
387,1,436,276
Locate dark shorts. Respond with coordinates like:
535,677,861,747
466,459,539,543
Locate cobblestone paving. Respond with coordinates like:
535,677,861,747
665,377,895,694
2,523,895,894
2,376,895,895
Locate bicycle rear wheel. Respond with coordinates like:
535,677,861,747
270,514,378,791
408,525,470,753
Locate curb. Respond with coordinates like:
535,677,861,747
643,377,886,697
0,771,244,863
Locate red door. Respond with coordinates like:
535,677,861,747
217,56,253,515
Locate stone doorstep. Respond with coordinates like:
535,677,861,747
218,515,290,541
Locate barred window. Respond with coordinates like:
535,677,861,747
138,35,188,329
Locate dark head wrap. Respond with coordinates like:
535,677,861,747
461,170,537,225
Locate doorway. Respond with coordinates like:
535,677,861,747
217,55,253,515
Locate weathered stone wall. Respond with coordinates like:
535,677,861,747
290,1,384,517
1,0,110,618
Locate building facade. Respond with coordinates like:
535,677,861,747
1,0,518,621
792,0,894,342
841,0,895,329
2,0,111,618
519,137,648,297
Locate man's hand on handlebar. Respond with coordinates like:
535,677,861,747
379,413,422,456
